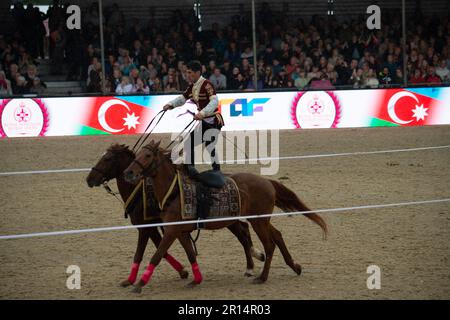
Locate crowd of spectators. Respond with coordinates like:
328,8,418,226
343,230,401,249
1,1,449,96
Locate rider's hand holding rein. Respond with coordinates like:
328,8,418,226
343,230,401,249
163,104,174,111
193,113,204,120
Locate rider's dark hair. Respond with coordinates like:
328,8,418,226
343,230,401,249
187,60,202,72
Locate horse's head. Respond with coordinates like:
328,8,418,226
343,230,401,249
123,140,164,184
86,144,135,188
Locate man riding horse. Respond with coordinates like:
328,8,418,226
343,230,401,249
163,60,224,177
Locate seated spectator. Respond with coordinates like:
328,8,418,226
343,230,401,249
206,60,217,79
145,63,158,80
87,57,99,86
8,64,20,93
240,47,254,62
129,67,140,85
246,76,264,91
138,65,150,82
209,68,227,90
150,77,163,92
115,76,133,94
364,69,380,88
229,69,247,90
18,51,35,74
309,73,334,90
393,68,404,85
164,74,180,93
425,66,441,85
350,68,364,88
378,67,393,87
224,41,241,66
28,76,46,94
294,69,309,90
0,71,13,96
87,62,103,93
14,75,30,94
120,55,136,76
105,54,117,78
109,68,122,92
25,64,46,92
163,67,176,88
435,60,450,82
263,65,275,89
133,78,150,94
409,69,426,85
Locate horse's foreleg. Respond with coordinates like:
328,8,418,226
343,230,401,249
132,229,178,293
178,233,203,287
148,227,188,279
120,228,150,287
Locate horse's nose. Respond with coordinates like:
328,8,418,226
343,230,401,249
86,176,94,188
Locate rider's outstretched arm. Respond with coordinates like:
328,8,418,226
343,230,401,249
166,95,187,109
164,85,191,110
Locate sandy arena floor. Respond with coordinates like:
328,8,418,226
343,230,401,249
0,125,449,299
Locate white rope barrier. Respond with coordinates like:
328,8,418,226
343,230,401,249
1,145,449,176
0,198,449,240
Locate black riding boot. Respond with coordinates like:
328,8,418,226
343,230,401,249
186,164,199,178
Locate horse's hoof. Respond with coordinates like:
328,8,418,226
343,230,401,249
179,269,189,279
131,285,143,294
119,279,133,287
186,281,201,288
252,277,266,284
294,263,302,276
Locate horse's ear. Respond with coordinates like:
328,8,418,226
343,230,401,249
154,140,161,149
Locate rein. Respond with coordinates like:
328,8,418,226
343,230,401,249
102,181,123,204
90,166,123,204
132,110,166,152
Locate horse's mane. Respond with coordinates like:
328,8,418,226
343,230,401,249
107,144,135,159
143,141,187,173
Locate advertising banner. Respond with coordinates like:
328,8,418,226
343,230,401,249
1,87,449,138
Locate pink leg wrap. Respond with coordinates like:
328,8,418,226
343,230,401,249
191,262,203,284
165,254,184,272
127,262,140,284
140,264,156,285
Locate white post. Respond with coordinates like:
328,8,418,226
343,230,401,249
98,0,106,94
251,0,258,90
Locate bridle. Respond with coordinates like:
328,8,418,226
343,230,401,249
129,145,166,178
90,154,124,204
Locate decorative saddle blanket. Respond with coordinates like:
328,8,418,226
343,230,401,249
124,171,241,222
124,178,160,221
178,171,241,220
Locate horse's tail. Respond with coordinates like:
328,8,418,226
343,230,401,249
269,179,328,240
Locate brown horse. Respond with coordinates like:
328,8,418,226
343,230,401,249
86,144,264,288
123,140,328,293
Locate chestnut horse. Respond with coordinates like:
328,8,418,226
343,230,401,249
86,144,264,288
123,140,328,293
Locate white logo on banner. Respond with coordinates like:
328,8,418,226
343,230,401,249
0,99,48,137
291,91,341,128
